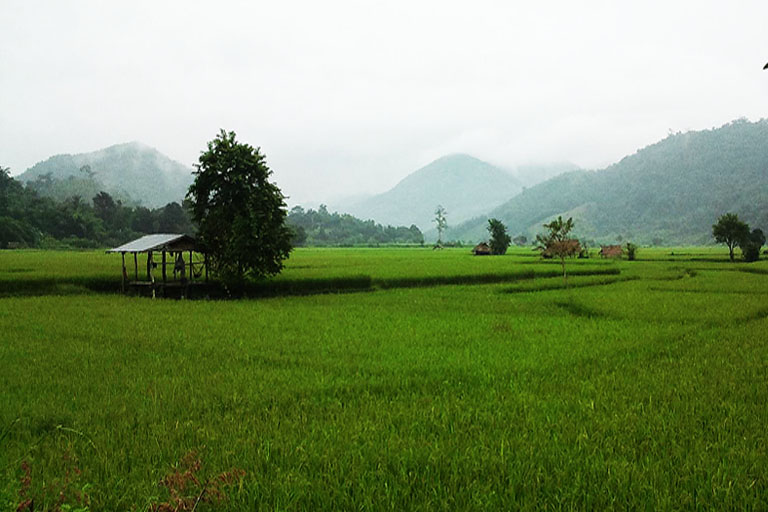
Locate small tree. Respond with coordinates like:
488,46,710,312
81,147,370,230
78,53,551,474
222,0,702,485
512,234,528,246
487,218,511,255
536,216,580,284
625,242,637,261
434,205,447,247
740,228,765,262
187,130,292,282
712,213,750,262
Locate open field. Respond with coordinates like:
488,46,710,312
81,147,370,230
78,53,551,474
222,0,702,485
1,248,767,509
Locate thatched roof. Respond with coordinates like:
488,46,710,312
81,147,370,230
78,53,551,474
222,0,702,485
599,244,623,258
473,242,492,255
542,239,581,258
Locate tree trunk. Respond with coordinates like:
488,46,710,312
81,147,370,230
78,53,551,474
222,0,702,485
561,257,567,287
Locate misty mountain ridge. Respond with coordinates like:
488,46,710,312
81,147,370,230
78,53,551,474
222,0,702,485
511,161,581,187
448,118,768,245
19,141,193,208
341,154,525,230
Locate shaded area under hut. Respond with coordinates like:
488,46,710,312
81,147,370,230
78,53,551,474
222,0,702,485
107,234,208,297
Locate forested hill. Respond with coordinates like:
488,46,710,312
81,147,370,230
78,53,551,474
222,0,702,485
449,119,768,245
19,142,193,208
343,154,523,230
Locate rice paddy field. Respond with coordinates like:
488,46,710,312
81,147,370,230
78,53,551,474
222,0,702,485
1,247,767,510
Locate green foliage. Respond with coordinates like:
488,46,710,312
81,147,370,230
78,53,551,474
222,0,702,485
536,216,580,282
625,242,638,261
18,141,192,208
287,205,423,246
187,130,292,281
740,228,765,262
535,216,577,253
713,213,751,261
434,205,447,245
0,165,194,248
512,234,528,246
0,216,38,248
26,171,111,205
451,119,768,245
487,218,511,255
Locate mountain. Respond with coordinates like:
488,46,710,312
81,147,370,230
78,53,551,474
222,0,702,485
18,142,193,207
512,162,581,187
448,119,768,245
343,154,523,231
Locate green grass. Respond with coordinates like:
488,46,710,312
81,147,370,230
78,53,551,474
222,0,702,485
1,247,767,509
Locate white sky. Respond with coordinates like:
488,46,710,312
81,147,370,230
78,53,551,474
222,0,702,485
2,0,768,205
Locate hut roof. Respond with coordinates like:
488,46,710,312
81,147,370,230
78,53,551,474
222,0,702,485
107,234,197,253
600,244,623,257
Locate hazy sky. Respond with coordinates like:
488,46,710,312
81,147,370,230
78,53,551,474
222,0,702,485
2,0,768,205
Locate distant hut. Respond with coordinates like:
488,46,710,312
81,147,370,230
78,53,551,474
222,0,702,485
599,244,623,259
542,239,581,259
472,242,492,255
107,234,208,296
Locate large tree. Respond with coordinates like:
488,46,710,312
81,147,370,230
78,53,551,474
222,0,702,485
187,130,292,281
712,213,750,262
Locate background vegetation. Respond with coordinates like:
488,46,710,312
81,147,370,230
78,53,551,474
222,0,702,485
450,119,768,245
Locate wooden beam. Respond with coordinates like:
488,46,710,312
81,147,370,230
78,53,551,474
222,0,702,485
121,252,126,293
134,253,138,281
162,251,167,283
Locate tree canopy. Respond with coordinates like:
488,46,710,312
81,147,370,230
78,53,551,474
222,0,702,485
1,165,193,249
287,205,422,246
487,218,511,255
434,205,447,246
712,213,750,261
536,216,580,283
187,130,292,281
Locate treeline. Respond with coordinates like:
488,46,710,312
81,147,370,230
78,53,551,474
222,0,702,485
1,168,424,249
288,205,423,246
1,167,193,249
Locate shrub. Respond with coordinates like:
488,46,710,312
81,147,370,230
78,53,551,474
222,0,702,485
625,242,638,261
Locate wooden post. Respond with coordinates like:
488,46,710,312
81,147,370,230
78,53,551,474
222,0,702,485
134,253,138,281
189,250,193,282
121,252,126,293
204,253,209,283
162,251,167,283
148,251,155,299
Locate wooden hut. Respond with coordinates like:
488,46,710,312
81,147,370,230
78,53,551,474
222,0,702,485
472,242,492,255
107,234,207,296
599,244,623,259
542,239,581,259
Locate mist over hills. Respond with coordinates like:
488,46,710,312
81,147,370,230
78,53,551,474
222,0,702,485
341,154,524,230
19,142,193,208
448,119,768,245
